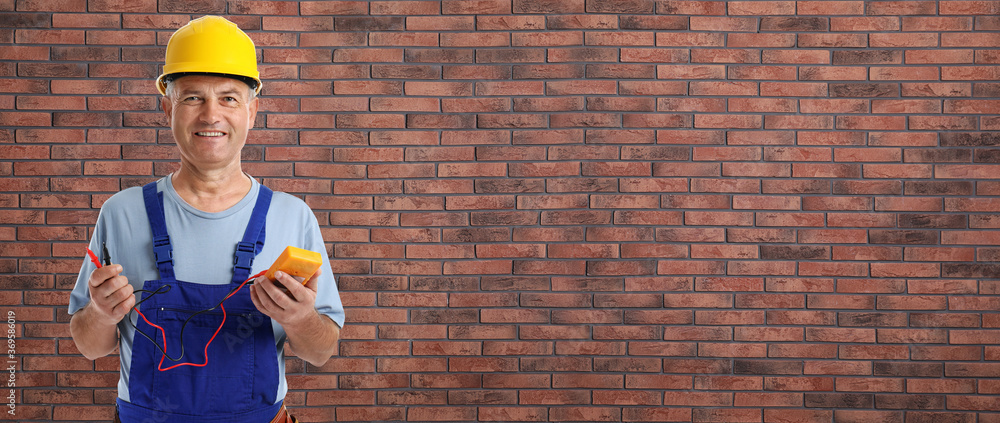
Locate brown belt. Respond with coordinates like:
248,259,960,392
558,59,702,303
270,405,298,423
113,405,296,423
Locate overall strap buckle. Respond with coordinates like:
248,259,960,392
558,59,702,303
153,236,173,267
233,241,256,274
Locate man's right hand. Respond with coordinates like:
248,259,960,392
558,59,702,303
87,264,135,325
71,263,134,360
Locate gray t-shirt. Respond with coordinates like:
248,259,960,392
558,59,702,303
69,174,345,403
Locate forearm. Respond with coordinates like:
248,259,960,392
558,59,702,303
69,303,120,360
284,312,340,367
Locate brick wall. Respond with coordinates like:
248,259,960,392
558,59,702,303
3,1,1000,422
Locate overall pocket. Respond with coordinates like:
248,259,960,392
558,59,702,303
150,307,256,414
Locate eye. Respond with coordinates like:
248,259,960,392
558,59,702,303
221,96,242,107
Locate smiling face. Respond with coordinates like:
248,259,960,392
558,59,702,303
161,74,258,175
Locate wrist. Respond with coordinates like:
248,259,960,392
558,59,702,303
85,301,123,327
284,309,322,334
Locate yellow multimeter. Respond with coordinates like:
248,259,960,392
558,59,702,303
264,246,323,285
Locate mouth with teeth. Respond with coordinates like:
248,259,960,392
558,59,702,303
195,131,226,137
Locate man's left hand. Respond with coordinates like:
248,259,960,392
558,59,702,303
249,267,322,327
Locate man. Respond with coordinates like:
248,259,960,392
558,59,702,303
68,16,344,423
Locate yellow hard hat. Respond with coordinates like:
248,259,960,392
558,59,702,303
156,15,262,96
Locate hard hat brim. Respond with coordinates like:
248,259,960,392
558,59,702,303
156,72,262,96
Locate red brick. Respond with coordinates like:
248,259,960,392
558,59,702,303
689,178,759,193
798,33,868,48
867,0,937,15
479,407,547,421
940,1,1000,15
546,14,617,30
662,391,733,407
473,14,540,30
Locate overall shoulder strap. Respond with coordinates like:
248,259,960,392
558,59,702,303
142,182,175,281
232,184,272,284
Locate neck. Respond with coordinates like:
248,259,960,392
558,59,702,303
171,164,252,213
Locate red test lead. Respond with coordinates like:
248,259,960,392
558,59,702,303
86,247,103,269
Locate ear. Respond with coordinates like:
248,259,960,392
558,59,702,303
161,96,173,122
247,97,259,128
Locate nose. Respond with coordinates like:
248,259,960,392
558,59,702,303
198,98,222,125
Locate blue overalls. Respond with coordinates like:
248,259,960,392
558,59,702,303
116,182,281,423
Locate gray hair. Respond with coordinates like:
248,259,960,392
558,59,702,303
163,77,258,101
